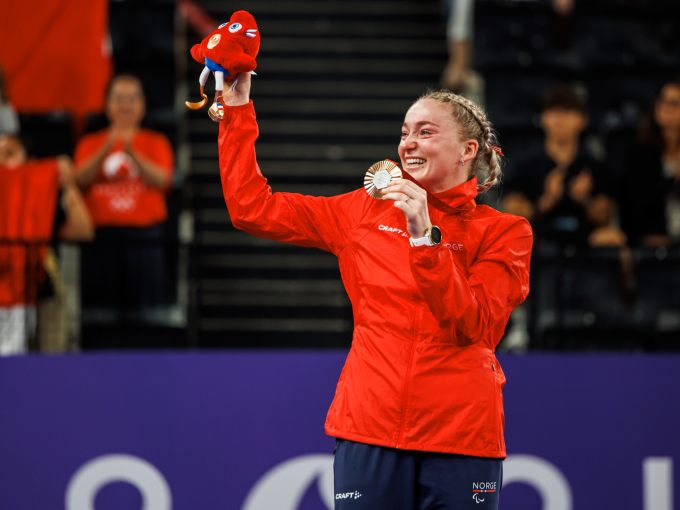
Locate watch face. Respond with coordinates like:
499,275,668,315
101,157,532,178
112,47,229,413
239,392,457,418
430,226,442,244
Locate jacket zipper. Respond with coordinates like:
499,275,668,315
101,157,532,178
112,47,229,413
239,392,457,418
491,360,498,443
396,300,420,449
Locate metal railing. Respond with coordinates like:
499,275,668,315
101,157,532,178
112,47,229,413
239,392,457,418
3,236,680,352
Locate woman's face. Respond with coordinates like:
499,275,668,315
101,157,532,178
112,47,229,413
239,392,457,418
398,99,476,193
106,78,145,129
540,108,588,142
0,135,27,168
654,84,680,131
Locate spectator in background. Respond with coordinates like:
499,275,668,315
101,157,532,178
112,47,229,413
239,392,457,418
439,0,484,107
619,80,680,247
74,74,174,316
503,85,624,247
0,134,92,354
0,64,19,136
0,134,93,242
441,0,473,92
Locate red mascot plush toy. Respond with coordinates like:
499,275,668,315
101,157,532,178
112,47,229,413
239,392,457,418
185,11,260,121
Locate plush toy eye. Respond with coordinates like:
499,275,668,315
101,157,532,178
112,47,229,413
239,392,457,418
229,23,242,33
218,23,227,28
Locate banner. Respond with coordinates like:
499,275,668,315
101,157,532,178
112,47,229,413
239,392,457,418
0,0,111,115
0,353,677,510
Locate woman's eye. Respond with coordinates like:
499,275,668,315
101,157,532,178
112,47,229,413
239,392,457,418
229,23,242,33
218,23,227,28
400,132,408,138
421,130,431,136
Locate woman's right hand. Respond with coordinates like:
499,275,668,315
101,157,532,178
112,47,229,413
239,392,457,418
222,72,251,107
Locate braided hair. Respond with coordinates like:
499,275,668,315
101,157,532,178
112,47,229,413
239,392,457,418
417,90,502,193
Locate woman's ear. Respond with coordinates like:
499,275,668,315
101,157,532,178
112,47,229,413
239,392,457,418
465,139,479,159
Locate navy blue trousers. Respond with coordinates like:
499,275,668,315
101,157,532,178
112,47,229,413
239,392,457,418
333,439,502,510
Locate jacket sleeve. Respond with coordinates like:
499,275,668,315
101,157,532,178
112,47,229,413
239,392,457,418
409,216,533,346
218,101,368,255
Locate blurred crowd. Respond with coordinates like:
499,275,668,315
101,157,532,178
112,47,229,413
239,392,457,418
0,70,174,354
502,81,680,250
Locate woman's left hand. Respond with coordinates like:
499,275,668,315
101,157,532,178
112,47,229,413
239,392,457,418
382,179,431,238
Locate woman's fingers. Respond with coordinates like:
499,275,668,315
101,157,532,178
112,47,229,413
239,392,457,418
383,179,425,201
392,200,411,216
382,190,413,203
382,179,432,239
385,178,425,194
382,181,425,209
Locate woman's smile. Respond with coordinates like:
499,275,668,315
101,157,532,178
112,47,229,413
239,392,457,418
404,157,427,170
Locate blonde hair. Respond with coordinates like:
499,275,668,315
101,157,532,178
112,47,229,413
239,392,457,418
417,90,502,193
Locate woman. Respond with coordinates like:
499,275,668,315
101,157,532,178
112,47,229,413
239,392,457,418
620,80,680,247
219,73,532,509
503,84,622,247
74,74,174,315
0,134,93,354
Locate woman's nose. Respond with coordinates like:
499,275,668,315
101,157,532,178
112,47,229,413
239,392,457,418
402,135,417,149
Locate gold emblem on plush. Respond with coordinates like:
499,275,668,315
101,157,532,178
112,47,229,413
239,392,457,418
207,34,221,49
364,160,402,199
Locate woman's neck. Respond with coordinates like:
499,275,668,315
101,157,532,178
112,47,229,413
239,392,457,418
545,136,579,167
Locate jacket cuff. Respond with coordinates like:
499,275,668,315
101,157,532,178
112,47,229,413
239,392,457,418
409,243,444,268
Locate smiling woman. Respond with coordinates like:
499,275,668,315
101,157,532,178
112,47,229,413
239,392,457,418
73,74,175,317
398,91,503,194
382,90,504,246
216,73,532,510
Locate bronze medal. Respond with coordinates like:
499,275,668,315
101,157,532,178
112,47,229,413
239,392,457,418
364,160,402,199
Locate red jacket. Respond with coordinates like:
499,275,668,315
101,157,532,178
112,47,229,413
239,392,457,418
219,101,533,458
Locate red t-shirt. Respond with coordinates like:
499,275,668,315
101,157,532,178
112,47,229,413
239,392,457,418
74,129,174,227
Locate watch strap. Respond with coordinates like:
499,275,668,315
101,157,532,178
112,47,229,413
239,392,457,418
409,235,435,247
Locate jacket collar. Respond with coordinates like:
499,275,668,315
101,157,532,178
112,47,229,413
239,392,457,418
431,176,478,212
401,172,478,214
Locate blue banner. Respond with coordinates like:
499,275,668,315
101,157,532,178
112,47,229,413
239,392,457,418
0,353,677,510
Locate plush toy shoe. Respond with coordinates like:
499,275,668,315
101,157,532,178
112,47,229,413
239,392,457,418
207,91,225,121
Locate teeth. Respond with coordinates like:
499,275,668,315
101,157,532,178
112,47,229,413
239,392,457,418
406,158,426,165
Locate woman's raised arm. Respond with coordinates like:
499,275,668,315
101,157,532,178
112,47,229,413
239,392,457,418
218,74,370,255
